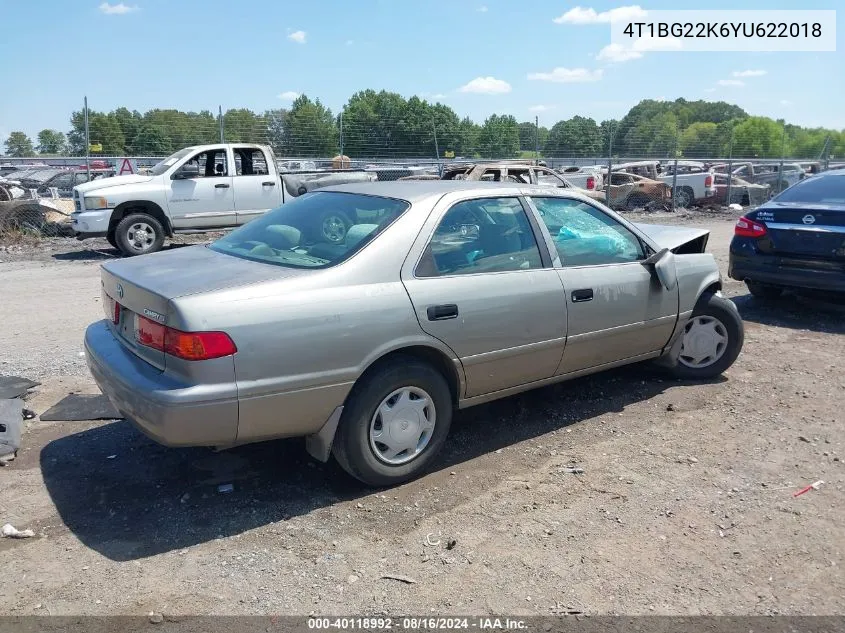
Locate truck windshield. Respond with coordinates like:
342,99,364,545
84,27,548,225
149,148,194,176
209,191,410,269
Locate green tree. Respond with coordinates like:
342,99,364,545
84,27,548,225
4,131,35,157
282,95,337,156
36,129,66,155
679,121,727,158
131,125,173,155
341,90,408,157
457,117,480,157
68,111,126,155
264,109,288,155
478,115,520,158
599,119,618,155
732,116,785,158
544,116,602,157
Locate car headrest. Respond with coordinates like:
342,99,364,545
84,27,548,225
345,224,379,249
265,224,301,250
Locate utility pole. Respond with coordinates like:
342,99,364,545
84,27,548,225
432,120,440,162
339,112,344,163
605,121,613,205
726,125,734,207
218,106,224,143
84,96,91,179
535,116,540,164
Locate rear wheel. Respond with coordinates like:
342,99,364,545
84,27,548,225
746,281,783,299
115,213,165,256
674,186,694,209
332,356,452,487
670,293,744,380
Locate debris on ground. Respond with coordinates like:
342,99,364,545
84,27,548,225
0,375,40,399
2,523,35,539
21,408,36,420
446,539,457,550
561,466,585,474
148,612,164,624
380,573,418,584
0,398,23,462
793,480,824,497
424,533,441,547
39,393,119,422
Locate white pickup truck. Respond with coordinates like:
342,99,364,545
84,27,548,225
611,160,716,208
71,143,375,256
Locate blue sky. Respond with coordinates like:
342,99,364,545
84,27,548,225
1,0,843,144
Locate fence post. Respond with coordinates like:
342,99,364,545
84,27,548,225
432,120,440,169
605,122,613,205
777,122,786,194
725,126,734,207
671,158,679,212
83,96,91,179
339,112,344,161
218,106,224,143
535,115,540,165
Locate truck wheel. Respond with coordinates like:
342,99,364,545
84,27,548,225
746,281,783,299
674,186,694,209
670,293,744,380
115,213,165,256
106,231,118,249
332,355,453,487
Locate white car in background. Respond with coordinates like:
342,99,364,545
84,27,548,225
555,166,604,192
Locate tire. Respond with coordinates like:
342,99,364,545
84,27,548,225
106,232,118,249
746,281,783,300
674,187,694,209
114,213,165,256
318,211,351,243
625,194,651,211
332,356,453,487
669,293,744,380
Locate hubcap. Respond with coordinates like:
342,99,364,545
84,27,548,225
322,215,347,243
679,315,729,369
675,190,691,207
369,387,436,465
126,222,155,252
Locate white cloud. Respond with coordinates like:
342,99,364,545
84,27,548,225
703,88,716,93
554,5,646,24
597,43,643,63
432,93,448,100
527,67,603,83
780,99,793,106
459,76,512,94
654,96,666,102
99,2,138,14
278,91,301,101
732,69,767,77
529,105,552,112
477,5,488,12
717,79,745,86
346,39,354,46
288,30,307,44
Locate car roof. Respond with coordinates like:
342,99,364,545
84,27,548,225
318,179,541,202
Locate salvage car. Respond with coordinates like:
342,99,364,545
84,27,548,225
729,170,845,297
698,174,770,208
605,171,673,210
85,181,744,486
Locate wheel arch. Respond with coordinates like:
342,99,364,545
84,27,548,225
109,201,172,237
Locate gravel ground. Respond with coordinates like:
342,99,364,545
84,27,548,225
1,212,843,618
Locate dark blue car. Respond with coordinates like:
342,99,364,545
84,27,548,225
728,170,845,298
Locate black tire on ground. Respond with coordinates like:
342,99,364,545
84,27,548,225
332,355,453,487
625,194,651,211
114,213,165,257
669,293,744,380
746,281,783,299
106,232,118,249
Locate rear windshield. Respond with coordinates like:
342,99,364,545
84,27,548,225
774,175,845,204
209,191,410,268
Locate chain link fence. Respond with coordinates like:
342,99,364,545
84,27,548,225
2,98,840,241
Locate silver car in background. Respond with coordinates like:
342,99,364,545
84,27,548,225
84,181,744,486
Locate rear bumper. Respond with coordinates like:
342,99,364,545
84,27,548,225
729,251,845,293
84,320,239,446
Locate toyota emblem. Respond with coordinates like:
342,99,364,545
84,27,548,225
802,214,816,225
116,283,124,299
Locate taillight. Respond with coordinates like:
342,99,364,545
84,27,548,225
735,216,767,238
135,316,236,361
586,176,595,189
705,174,713,187
113,301,121,325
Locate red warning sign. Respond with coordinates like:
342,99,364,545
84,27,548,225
116,158,138,176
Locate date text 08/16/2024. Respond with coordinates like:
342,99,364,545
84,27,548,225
306,617,528,630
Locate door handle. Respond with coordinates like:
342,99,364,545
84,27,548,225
262,181,276,187
427,304,459,321
571,288,593,303
215,183,230,189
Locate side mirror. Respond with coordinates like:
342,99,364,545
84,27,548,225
642,247,678,291
174,163,199,179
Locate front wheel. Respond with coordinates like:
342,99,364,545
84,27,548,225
670,293,744,380
332,356,453,487
115,213,165,256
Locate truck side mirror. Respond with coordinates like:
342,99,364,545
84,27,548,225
174,163,199,179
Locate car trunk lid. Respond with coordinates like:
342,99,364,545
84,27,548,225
99,245,315,370
752,203,845,260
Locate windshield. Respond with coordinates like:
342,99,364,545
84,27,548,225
773,175,845,205
209,191,410,268
149,147,194,175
